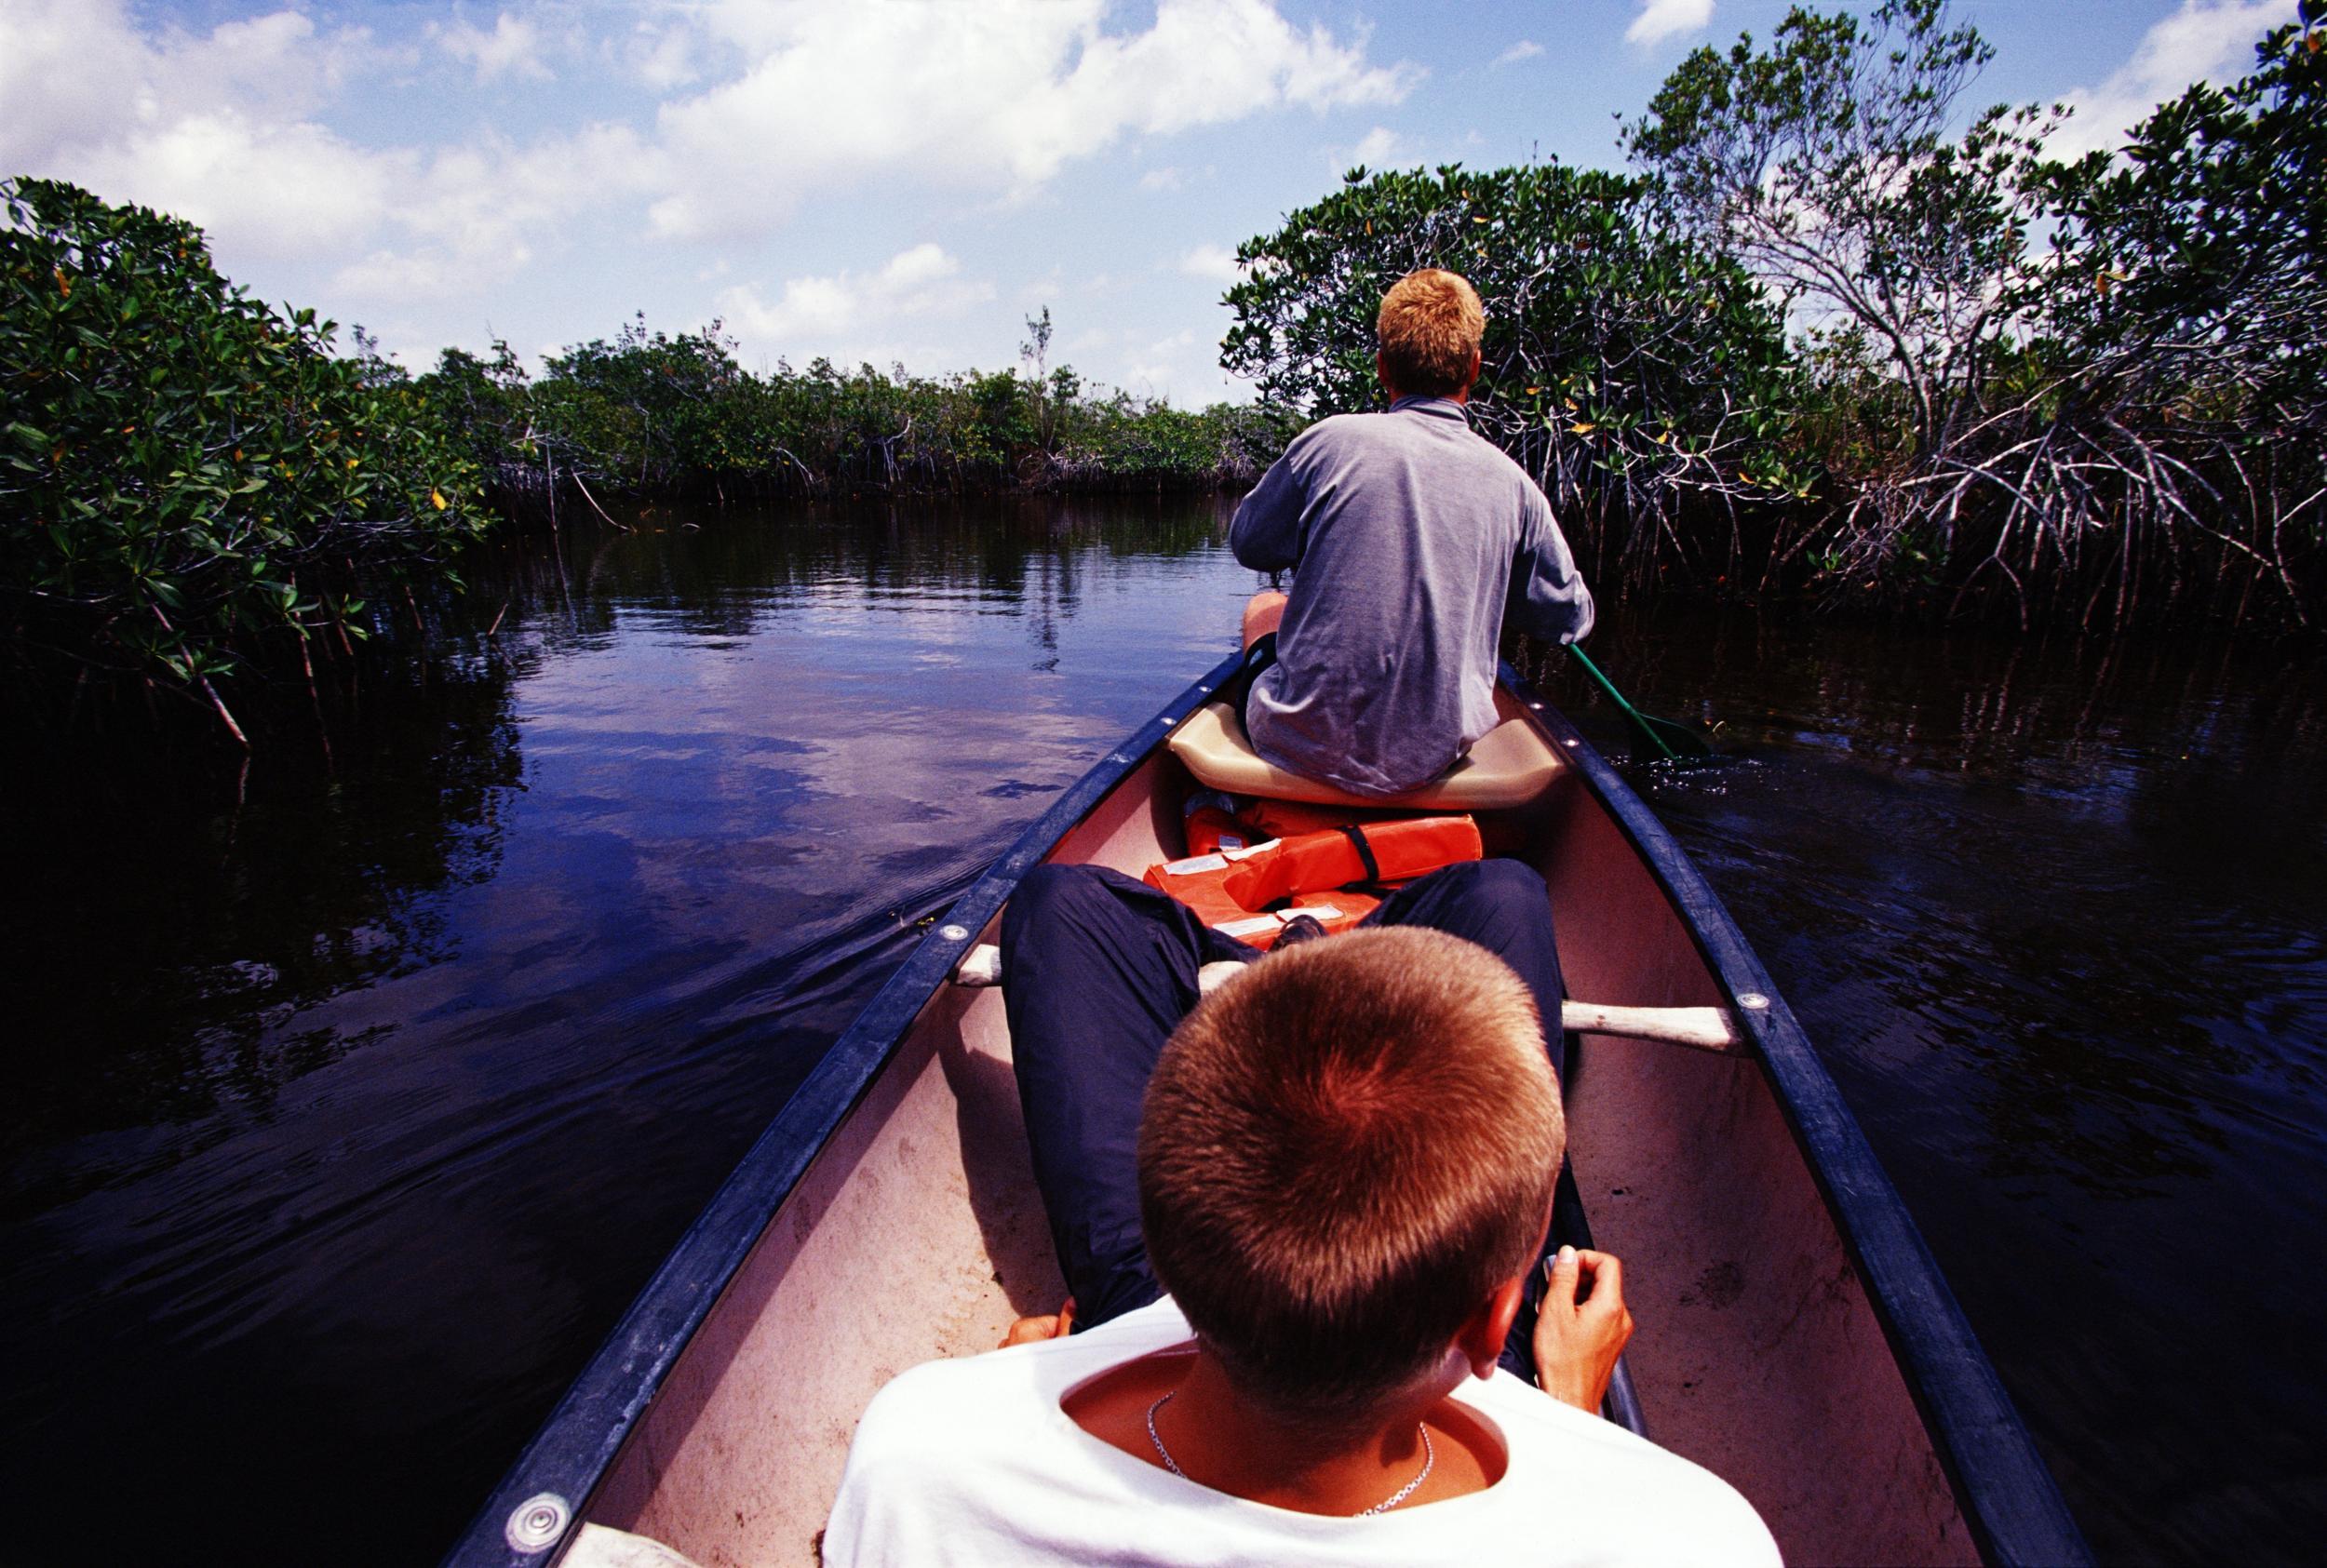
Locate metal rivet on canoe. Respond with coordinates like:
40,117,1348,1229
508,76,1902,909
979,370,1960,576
939,924,971,942
1738,992,1769,1010
504,1493,570,1553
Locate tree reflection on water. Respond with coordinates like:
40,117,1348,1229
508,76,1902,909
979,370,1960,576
2,648,525,1191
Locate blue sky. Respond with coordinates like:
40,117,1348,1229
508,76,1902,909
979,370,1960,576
0,0,2295,402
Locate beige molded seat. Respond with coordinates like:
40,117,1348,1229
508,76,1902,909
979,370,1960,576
1167,699,1564,810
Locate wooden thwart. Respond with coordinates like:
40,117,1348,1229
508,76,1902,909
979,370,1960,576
1558,999,1740,1052
951,944,1741,1052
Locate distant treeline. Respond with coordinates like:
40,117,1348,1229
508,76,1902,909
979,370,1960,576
1229,0,2326,634
425,308,1284,514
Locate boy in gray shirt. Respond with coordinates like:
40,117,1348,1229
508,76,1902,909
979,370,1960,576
1231,270,1594,797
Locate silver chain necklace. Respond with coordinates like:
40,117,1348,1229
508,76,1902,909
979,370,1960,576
1143,1390,1436,1517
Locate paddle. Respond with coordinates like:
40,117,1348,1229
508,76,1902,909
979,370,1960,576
1565,646,1718,763
1551,1160,1650,1438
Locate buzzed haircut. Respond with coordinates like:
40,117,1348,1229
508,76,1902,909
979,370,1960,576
1137,927,1563,1426
1376,269,1486,398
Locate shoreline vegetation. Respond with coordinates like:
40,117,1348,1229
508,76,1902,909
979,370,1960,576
1228,0,2324,637
5,0,2321,748
437,305,1286,515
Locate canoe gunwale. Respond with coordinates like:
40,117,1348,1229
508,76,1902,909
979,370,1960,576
1498,660,2090,1568
439,651,1248,1568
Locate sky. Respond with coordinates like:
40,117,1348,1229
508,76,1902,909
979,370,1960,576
0,0,2298,404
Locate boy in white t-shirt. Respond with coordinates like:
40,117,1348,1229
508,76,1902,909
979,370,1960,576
824,884,1780,1565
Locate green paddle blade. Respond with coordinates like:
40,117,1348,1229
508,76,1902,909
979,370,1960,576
1635,709,1718,760
1564,646,1719,762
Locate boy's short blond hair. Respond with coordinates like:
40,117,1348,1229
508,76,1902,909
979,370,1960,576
1377,269,1486,397
1137,927,1562,1423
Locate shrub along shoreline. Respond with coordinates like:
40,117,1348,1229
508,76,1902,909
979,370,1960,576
2,179,491,747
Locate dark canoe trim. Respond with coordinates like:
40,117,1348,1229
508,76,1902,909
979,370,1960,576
1499,661,2091,1568
441,651,1248,1568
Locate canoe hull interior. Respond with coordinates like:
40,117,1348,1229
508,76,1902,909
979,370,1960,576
563,692,1974,1568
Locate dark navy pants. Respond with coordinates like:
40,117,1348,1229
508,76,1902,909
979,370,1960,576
1001,857,1570,1378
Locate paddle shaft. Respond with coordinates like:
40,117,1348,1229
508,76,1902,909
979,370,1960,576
1550,1159,1650,1437
1567,646,1682,761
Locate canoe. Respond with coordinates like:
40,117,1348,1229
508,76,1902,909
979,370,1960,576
444,651,2089,1568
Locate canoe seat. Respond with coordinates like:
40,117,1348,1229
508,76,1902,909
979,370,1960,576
1168,701,1563,810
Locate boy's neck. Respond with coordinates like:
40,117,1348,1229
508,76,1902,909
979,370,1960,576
1162,1351,1434,1512
1067,1345,1500,1516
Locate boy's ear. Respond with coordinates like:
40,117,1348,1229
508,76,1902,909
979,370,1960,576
1457,1273,1527,1381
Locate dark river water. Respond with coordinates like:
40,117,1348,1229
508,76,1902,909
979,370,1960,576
3,500,2321,1566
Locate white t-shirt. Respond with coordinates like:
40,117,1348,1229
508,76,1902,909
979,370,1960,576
824,1298,1781,1567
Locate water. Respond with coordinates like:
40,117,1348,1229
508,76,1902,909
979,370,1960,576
2,501,2321,1565
1554,613,2327,1562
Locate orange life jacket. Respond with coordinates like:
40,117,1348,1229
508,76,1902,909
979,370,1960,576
1238,797,1408,841
1144,845,1381,949
1182,793,1416,855
1144,811,1480,950
1222,815,1482,907
1182,795,1252,857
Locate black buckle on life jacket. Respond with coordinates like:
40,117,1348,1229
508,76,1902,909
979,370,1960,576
1336,824,1384,886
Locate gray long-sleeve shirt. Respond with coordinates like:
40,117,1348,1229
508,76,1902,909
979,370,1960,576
1230,395,1594,797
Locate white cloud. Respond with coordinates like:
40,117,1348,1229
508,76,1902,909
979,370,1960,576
1492,40,1544,67
1016,264,1068,306
75,112,410,262
432,13,553,85
0,0,650,297
343,124,657,300
1177,244,1244,283
331,247,467,302
1124,328,1195,391
1122,328,1236,403
0,0,1396,392
1626,0,1715,47
718,244,995,352
1336,126,1410,171
645,0,1415,240
2047,0,2293,160
0,0,403,263
627,20,701,89
0,2,367,175
3,0,1409,323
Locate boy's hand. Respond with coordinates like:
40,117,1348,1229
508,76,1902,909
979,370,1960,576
1532,1247,1634,1413
999,1297,1075,1349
